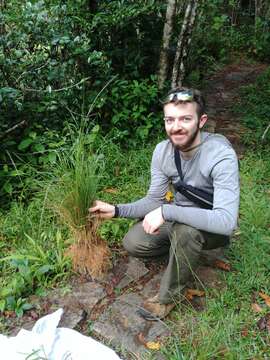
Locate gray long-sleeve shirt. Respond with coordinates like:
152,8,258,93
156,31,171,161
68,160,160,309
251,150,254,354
118,132,240,236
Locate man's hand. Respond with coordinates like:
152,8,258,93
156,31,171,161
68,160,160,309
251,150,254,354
142,207,165,235
89,200,115,219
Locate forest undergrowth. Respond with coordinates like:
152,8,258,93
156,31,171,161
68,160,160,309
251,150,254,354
0,68,269,359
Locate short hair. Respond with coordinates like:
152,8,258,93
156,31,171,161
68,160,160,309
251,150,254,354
163,87,206,118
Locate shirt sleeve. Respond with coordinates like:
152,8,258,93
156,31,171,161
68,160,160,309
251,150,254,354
162,149,240,236
118,144,169,218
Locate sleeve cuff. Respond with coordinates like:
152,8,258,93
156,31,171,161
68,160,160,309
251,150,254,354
113,205,119,218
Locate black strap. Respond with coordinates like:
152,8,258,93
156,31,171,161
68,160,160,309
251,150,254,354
174,148,213,210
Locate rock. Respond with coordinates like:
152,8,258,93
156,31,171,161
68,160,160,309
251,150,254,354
59,309,87,329
93,292,170,356
141,273,163,299
117,257,149,289
43,282,106,329
72,282,106,309
48,282,106,311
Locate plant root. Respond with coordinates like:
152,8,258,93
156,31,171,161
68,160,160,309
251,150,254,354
67,220,111,279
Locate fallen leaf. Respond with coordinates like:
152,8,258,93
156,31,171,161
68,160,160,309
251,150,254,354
165,191,174,202
137,332,147,346
257,313,270,333
185,288,205,301
214,259,231,272
241,327,249,337
251,303,263,313
259,292,270,307
146,341,161,350
4,311,16,318
105,283,114,296
104,187,118,194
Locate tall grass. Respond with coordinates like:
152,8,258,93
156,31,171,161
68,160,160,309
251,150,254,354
46,131,111,278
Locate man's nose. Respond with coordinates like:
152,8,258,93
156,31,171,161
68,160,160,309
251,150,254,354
172,118,183,130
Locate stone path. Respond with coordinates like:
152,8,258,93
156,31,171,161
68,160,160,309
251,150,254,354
12,60,267,359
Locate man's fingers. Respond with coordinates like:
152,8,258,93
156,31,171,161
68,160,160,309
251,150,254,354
143,220,159,235
94,212,113,219
89,205,100,213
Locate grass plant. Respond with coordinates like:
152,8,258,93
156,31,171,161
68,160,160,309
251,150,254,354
46,131,111,278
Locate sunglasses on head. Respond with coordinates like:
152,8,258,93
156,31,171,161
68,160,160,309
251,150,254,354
166,90,194,102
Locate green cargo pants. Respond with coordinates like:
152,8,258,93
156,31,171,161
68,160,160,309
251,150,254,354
123,221,229,304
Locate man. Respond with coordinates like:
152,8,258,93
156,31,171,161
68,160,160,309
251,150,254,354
89,87,240,320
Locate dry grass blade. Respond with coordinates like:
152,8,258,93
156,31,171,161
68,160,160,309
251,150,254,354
259,292,270,307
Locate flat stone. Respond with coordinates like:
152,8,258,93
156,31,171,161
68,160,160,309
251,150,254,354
93,292,170,356
117,257,149,289
48,282,106,311
59,308,87,329
72,282,106,309
141,272,163,299
43,282,106,329
10,320,36,336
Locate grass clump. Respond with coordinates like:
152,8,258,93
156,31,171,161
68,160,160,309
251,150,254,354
46,132,111,278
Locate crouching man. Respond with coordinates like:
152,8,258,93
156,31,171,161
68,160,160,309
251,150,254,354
89,87,240,320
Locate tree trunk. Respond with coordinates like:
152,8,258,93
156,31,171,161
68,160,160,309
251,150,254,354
254,0,267,34
157,0,177,90
171,0,198,88
255,0,264,18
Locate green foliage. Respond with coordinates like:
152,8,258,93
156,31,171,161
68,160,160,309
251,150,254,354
0,127,68,204
186,1,270,77
92,76,161,145
89,0,164,77
0,195,71,316
0,1,110,127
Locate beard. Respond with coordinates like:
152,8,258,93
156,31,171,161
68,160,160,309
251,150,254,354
168,124,200,151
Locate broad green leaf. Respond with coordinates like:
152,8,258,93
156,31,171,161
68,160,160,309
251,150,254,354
3,182,13,194
18,138,33,150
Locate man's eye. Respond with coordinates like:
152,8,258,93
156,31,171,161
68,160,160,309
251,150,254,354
165,118,174,124
183,117,192,122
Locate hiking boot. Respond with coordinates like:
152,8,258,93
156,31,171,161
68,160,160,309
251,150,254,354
137,294,175,321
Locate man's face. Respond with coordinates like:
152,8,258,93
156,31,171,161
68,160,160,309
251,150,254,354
164,102,207,151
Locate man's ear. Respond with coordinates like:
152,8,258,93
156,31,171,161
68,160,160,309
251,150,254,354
199,114,208,129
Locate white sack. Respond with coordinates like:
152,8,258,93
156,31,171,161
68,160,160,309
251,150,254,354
0,308,121,360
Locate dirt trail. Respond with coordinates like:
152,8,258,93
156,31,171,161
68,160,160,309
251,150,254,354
7,60,268,360
204,60,268,155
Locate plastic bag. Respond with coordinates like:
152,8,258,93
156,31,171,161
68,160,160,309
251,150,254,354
0,308,121,359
